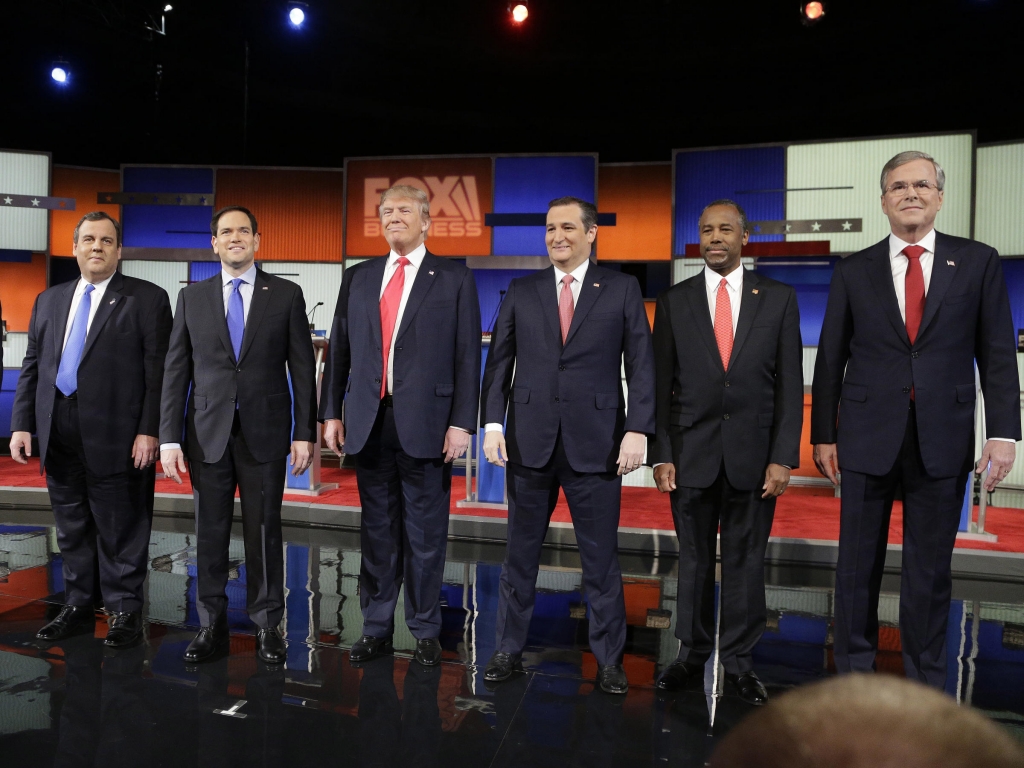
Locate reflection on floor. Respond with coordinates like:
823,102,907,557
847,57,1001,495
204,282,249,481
1,512,1022,765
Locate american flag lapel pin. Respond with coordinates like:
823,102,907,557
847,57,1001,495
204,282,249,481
109,299,115,304
593,283,600,287
947,260,955,266
752,289,759,294
429,270,435,275
262,286,269,290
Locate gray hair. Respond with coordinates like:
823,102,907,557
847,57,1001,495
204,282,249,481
700,199,749,233
880,151,946,194
73,211,122,246
379,184,431,221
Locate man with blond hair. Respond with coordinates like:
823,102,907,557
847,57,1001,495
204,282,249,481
321,184,481,667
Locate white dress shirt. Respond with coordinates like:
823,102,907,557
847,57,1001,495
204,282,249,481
380,243,426,395
63,274,114,351
484,260,592,434
704,264,743,334
222,264,257,322
888,228,936,323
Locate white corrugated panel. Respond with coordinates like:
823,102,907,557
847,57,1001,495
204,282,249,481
147,570,188,625
0,530,48,569
766,586,830,616
803,347,818,387
976,143,1024,256
786,134,973,253
2,332,28,371
0,652,51,734
120,261,189,315
0,151,49,251
672,257,755,286
260,262,343,334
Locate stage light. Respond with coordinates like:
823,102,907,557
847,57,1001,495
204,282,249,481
801,1,825,25
51,60,69,84
163,3,172,11
509,1,528,24
288,2,307,28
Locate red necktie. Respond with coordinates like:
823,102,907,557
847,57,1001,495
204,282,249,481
903,245,926,344
714,278,733,370
380,256,410,398
559,273,574,345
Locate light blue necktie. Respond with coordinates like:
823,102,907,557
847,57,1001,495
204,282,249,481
227,278,245,361
56,284,95,397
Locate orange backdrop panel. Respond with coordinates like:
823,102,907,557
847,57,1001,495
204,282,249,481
216,169,345,262
50,167,121,257
597,164,672,261
0,254,47,331
345,157,493,257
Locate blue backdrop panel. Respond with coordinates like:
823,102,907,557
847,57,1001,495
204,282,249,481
122,166,215,249
474,268,537,333
0,369,19,439
285,543,311,670
674,147,785,253
492,156,596,256
999,260,1024,343
753,258,838,346
189,261,222,282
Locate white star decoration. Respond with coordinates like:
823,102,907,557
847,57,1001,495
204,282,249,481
842,221,852,231
785,223,792,232
2,197,11,205
811,222,821,231
30,198,40,206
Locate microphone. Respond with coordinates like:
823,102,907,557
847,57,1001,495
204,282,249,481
307,301,324,330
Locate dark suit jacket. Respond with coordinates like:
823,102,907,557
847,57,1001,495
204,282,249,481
811,232,1021,478
480,263,656,475
159,269,317,464
318,251,481,459
11,273,172,476
648,269,803,491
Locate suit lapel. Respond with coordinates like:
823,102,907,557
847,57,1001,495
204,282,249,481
683,276,722,367
395,251,439,343
363,256,388,353
205,274,236,361
53,280,77,365
865,239,911,348
534,267,562,346
239,269,271,362
728,269,762,369
917,232,959,340
80,272,123,363
563,262,602,347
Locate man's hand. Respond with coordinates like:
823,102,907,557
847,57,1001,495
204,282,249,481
290,440,314,476
616,431,646,476
654,463,676,493
132,435,159,470
762,463,791,499
324,418,345,457
442,427,471,464
483,431,508,467
813,443,840,486
160,448,188,485
977,439,1016,492
9,431,32,465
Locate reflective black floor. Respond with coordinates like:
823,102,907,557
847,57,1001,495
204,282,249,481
1,510,1023,765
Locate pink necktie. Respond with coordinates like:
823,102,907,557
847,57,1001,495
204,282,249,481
559,274,574,345
380,256,410,398
714,278,733,370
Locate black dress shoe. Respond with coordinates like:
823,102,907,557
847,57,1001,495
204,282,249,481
413,637,442,666
656,659,705,691
256,627,287,664
183,625,229,663
104,612,143,648
349,634,393,663
483,651,523,682
725,671,769,706
597,664,629,695
36,605,95,641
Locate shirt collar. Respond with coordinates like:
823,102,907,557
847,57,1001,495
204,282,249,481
703,264,744,292
388,243,427,269
222,263,257,287
554,259,591,285
78,273,114,295
889,228,936,259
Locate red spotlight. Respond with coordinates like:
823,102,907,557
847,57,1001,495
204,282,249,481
801,1,825,25
509,1,529,24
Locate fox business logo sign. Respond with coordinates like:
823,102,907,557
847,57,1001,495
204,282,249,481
363,176,484,238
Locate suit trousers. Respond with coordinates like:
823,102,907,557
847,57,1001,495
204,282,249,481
44,395,154,613
497,432,627,666
835,403,968,689
190,412,286,629
670,467,775,674
355,402,452,640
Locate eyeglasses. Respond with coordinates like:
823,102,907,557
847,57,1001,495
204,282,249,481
885,180,941,196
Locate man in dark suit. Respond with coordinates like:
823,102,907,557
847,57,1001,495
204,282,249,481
479,196,655,694
10,211,171,647
320,184,480,667
649,200,803,706
812,151,1021,689
159,206,317,664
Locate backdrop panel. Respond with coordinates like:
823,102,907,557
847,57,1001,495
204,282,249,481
597,163,671,262
0,150,50,252
976,142,1024,257
50,167,120,257
121,166,215,249
120,261,189,316
0,253,46,332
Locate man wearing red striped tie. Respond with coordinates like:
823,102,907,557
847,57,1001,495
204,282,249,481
649,200,804,705
812,152,1020,689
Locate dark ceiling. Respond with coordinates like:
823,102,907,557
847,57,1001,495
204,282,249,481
3,0,1021,170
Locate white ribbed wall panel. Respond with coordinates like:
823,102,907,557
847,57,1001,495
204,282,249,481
0,530,48,569
0,652,51,735
119,261,189,315
2,332,28,371
766,586,830,616
786,134,973,253
803,347,818,387
976,143,1024,256
260,262,343,333
0,151,49,251
672,257,755,286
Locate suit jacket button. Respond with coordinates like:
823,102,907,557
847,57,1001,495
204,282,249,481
236,368,241,372
555,397,560,403
902,386,911,393
559,365,565,371
724,380,730,387
723,413,730,420
911,351,920,359
375,377,381,384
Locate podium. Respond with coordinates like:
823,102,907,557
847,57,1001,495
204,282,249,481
458,334,509,509
285,335,339,496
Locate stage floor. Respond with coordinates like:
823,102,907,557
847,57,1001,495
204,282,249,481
0,511,1022,765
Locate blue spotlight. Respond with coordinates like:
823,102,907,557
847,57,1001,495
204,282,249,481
51,60,69,84
288,3,307,27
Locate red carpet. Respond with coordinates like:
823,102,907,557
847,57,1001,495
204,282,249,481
3,457,1022,553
